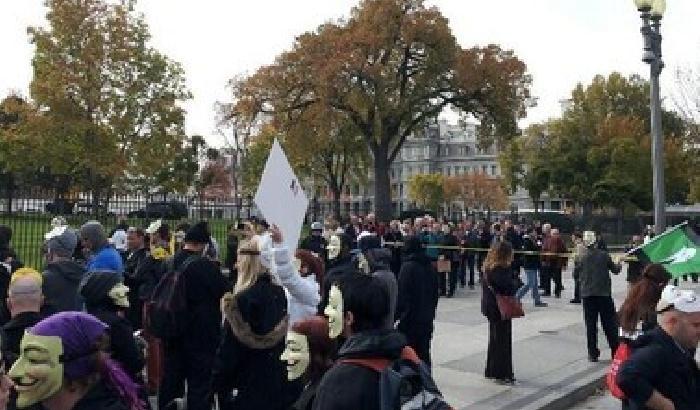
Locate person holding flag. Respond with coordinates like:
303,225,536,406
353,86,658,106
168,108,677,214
627,222,700,283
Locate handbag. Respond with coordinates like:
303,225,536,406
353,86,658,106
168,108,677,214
486,275,524,319
494,294,525,319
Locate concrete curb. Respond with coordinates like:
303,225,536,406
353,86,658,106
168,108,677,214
536,374,606,410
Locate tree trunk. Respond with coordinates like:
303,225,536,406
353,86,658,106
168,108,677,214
372,144,393,222
582,202,594,229
331,188,342,223
6,173,15,215
532,195,540,214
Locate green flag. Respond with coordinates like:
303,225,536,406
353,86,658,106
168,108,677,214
631,222,700,279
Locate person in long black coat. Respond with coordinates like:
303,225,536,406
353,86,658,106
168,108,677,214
396,236,440,366
481,241,518,384
213,237,299,410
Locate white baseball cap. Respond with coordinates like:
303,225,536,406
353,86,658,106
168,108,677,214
657,285,700,313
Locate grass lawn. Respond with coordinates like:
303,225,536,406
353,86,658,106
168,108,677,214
0,214,239,270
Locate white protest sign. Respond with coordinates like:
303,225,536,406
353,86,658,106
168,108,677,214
254,139,309,250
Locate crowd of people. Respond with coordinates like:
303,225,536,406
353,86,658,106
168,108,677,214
0,213,698,409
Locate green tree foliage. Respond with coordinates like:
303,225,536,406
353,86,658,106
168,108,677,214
503,72,693,216
408,173,445,211
19,0,191,194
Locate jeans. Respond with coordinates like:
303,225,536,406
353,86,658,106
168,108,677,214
464,255,476,286
582,296,619,359
516,269,542,304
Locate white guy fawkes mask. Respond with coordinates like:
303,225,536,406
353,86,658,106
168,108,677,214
324,284,344,339
327,235,341,261
108,284,130,308
279,331,310,381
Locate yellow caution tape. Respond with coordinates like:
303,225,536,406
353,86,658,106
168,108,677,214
381,241,639,261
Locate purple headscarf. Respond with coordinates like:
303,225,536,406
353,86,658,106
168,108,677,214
30,312,145,410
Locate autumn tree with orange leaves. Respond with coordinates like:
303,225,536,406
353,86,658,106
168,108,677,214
448,172,509,216
221,0,532,221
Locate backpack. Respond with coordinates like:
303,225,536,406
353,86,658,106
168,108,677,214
606,341,632,400
340,347,452,410
148,254,200,339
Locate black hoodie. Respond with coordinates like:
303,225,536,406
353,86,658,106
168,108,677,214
42,260,86,313
313,330,407,410
396,250,439,332
617,326,700,410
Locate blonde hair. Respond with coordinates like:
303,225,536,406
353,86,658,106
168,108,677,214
483,241,514,274
11,267,43,287
234,237,267,295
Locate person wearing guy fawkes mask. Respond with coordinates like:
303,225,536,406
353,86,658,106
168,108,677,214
318,234,358,315
158,221,230,410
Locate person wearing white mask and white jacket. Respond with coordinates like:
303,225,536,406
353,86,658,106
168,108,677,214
259,225,320,327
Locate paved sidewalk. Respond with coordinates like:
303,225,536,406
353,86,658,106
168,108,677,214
431,267,700,410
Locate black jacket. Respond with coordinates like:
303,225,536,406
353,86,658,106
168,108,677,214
617,327,699,410
0,249,22,323
88,307,144,381
521,237,541,270
396,252,439,333
382,231,403,275
312,330,408,410
42,260,86,313
124,248,148,329
481,266,517,322
578,247,622,298
318,255,357,314
224,234,239,274
172,250,229,350
214,275,297,410
124,248,148,290
439,234,460,262
1,311,44,368
461,230,480,258
72,380,131,410
133,254,166,301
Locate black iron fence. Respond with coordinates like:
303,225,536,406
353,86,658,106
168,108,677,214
0,189,258,269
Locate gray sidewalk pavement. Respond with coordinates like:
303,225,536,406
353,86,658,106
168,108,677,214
431,266,700,410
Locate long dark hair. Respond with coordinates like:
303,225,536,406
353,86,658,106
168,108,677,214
618,264,671,332
483,241,513,275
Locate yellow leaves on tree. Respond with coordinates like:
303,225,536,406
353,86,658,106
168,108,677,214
447,173,508,212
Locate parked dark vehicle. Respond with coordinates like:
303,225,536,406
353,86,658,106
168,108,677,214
45,199,76,215
127,201,188,219
75,202,114,217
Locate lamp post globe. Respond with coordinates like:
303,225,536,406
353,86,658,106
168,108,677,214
634,0,653,11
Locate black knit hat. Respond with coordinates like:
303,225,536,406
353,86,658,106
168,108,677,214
185,221,210,244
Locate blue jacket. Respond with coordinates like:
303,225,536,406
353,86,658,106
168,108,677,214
86,245,124,275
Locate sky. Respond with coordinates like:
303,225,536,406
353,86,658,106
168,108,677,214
2,0,699,147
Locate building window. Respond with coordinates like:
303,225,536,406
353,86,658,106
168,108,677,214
482,165,488,174
447,167,451,176
491,165,497,176
551,201,561,210
424,146,429,159
445,146,450,156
